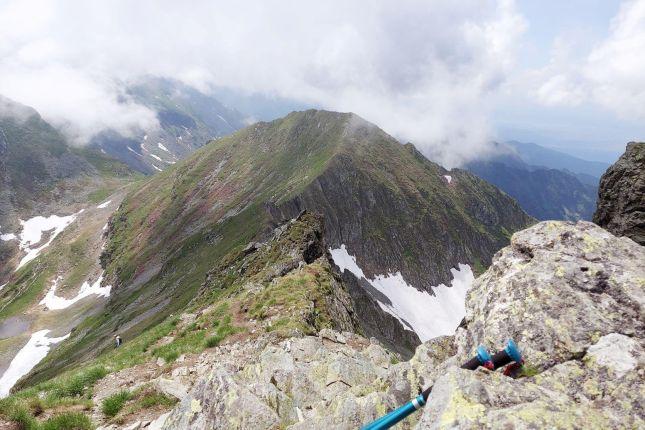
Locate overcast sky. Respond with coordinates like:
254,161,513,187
1,0,643,165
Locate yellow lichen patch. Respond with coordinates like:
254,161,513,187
582,235,602,253
583,378,601,397
190,398,203,413
439,388,486,427
555,266,565,277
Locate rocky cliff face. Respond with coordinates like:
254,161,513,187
152,220,643,429
593,142,645,245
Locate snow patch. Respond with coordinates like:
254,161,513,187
143,134,148,141
0,330,70,397
1,233,16,241
97,200,112,209
158,142,170,152
444,175,452,184
16,212,80,271
127,146,141,156
329,245,473,341
40,274,111,311
0,283,6,291
152,164,162,172
150,153,164,162
0,226,17,241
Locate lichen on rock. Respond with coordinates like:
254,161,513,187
155,220,645,429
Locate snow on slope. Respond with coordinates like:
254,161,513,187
97,200,112,209
0,227,17,241
40,274,111,311
15,212,81,271
0,330,70,397
158,142,170,152
330,245,473,341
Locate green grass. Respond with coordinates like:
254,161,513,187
41,412,93,430
87,187,112,204
0,396,93,430
120,388,177,417
50,366,108,398
135,391,176,409
204,320,238,348
520,364,541,378
101,391,131,417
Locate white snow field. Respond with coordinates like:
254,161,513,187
97,200,112,209
15,212,81,271
40,274,112,311
330,245,473,342
157,142,170,152
444,175,452,184
0,330,70,397
0,225,17,241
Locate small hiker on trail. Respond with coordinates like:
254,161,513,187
115,334,122,348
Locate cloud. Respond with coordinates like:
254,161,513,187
0,0,526,166
535,0,645,120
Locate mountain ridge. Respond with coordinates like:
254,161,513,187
13,109,532,384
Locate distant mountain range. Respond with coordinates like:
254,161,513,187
507,141,610,185
90,78,247,174
465,141,608,221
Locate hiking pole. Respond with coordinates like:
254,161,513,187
361,340,522,430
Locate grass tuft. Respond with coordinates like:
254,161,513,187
101,390,131,417
41,412,93,430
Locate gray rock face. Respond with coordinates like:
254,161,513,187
594,142,645,245
162,331,410,430
417,220,644,429
160,220,644,429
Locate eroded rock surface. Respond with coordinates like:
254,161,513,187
137,221,645,429
418,220,644,429
594,142,645,245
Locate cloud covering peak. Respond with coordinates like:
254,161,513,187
0,0,530,166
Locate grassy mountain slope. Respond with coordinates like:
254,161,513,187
0,96,136,283
25,110,533,383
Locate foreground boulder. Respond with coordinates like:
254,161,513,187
594,142,645,245
158,220,643,429
417,220,644,429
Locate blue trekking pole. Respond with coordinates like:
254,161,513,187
362,340,523,430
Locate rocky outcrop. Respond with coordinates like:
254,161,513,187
417,220,644,428
160,220,644,429
594,142,645,245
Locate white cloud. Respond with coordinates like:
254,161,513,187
0,0,526,165
535,0,645,120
